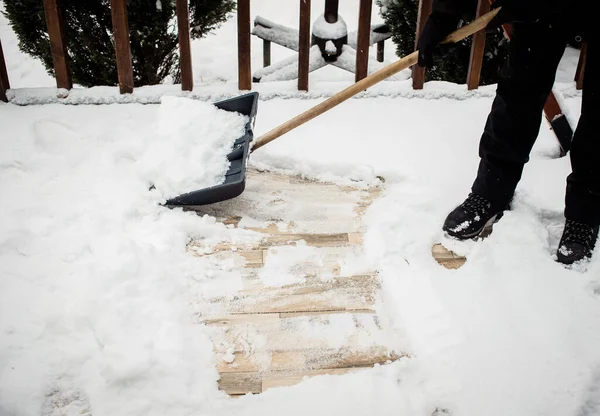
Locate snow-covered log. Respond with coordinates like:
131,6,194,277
252,16,299,51
347,24,392,49
253,45,327,83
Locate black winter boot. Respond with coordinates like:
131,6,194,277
556,220,599,265
442,192,505,240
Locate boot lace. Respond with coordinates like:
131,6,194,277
561,220,598,250
461,193,492,217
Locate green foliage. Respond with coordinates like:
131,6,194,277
377,0,509,85
2,0,235,87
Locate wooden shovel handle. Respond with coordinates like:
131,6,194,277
252,7,501,151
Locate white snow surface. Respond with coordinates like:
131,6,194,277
312,14,348,40
139,96,248,199
2,1,599,415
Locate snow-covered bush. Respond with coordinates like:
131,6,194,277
2,0,235,87
377,0,509,85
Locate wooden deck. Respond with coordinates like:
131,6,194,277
432,244,466,270
186,169,408,396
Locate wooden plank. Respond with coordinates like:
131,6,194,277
355,0,373,82
217,347,402,375
412,0,432,89
467,0,490,90
262,368,356,391
217,350,308,373
218,372,262,395
42,0,72,90
0,38,9,102
197,233,355,253
237,0,252,90
227,274,378,315
575,42,587,90
176,0,193,91
110,0,134,94
377,40,385,63
324,0,339,23
432,244,466,269
303,347,404,370
298,0,311,91
263,40,271,67
263,233,350,247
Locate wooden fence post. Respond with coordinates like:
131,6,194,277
110,0,134,94
412,0,432,89
42,0,72,90
575,43,587,90
237,0,252,90
324,0,339,23
0,39,9,102
176,0,193,91
263,40,271,67
466,0,490,90
377,40,385,63
298,0,311,91
355,0,372,82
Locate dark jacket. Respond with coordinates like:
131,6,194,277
432,0,589,41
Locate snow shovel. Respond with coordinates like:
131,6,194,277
166,8,502,207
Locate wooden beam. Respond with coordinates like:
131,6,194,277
176,0,193,91
42,0,72,90
110,0,134,94
467,0,490,90
355,0,372,82
237,0,251,90
377,40,384,63
324,0,339,23
575,42,587,91
412,0,432,89
298,0,311,91
0,38,9,102
263,40,271,67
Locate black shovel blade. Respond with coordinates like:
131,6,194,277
165,92,259,206
550,114,573,158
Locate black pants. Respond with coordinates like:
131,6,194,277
472,23,599,226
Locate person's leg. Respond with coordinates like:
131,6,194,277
565,41,599,226
557,40,599,264
472,22,567,208
443,21,567,240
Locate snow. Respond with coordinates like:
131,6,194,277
312,14,348,40
2,0,598,415
325,40,337,55
138,96,248,199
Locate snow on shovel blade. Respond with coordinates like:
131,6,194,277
165,92,259,206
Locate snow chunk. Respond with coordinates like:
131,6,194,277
138,96,248,199
312,14,348,39
325,40,337,55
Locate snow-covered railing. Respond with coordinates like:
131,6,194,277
250,0,394,91
0,0,588,104
0,0,196,101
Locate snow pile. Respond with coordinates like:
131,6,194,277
312,14,348,40
138,96,248,199
0,103,256,416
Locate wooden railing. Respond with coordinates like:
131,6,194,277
0,0,589,103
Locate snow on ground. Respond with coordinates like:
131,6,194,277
2,1,598,416
3,90,599,416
